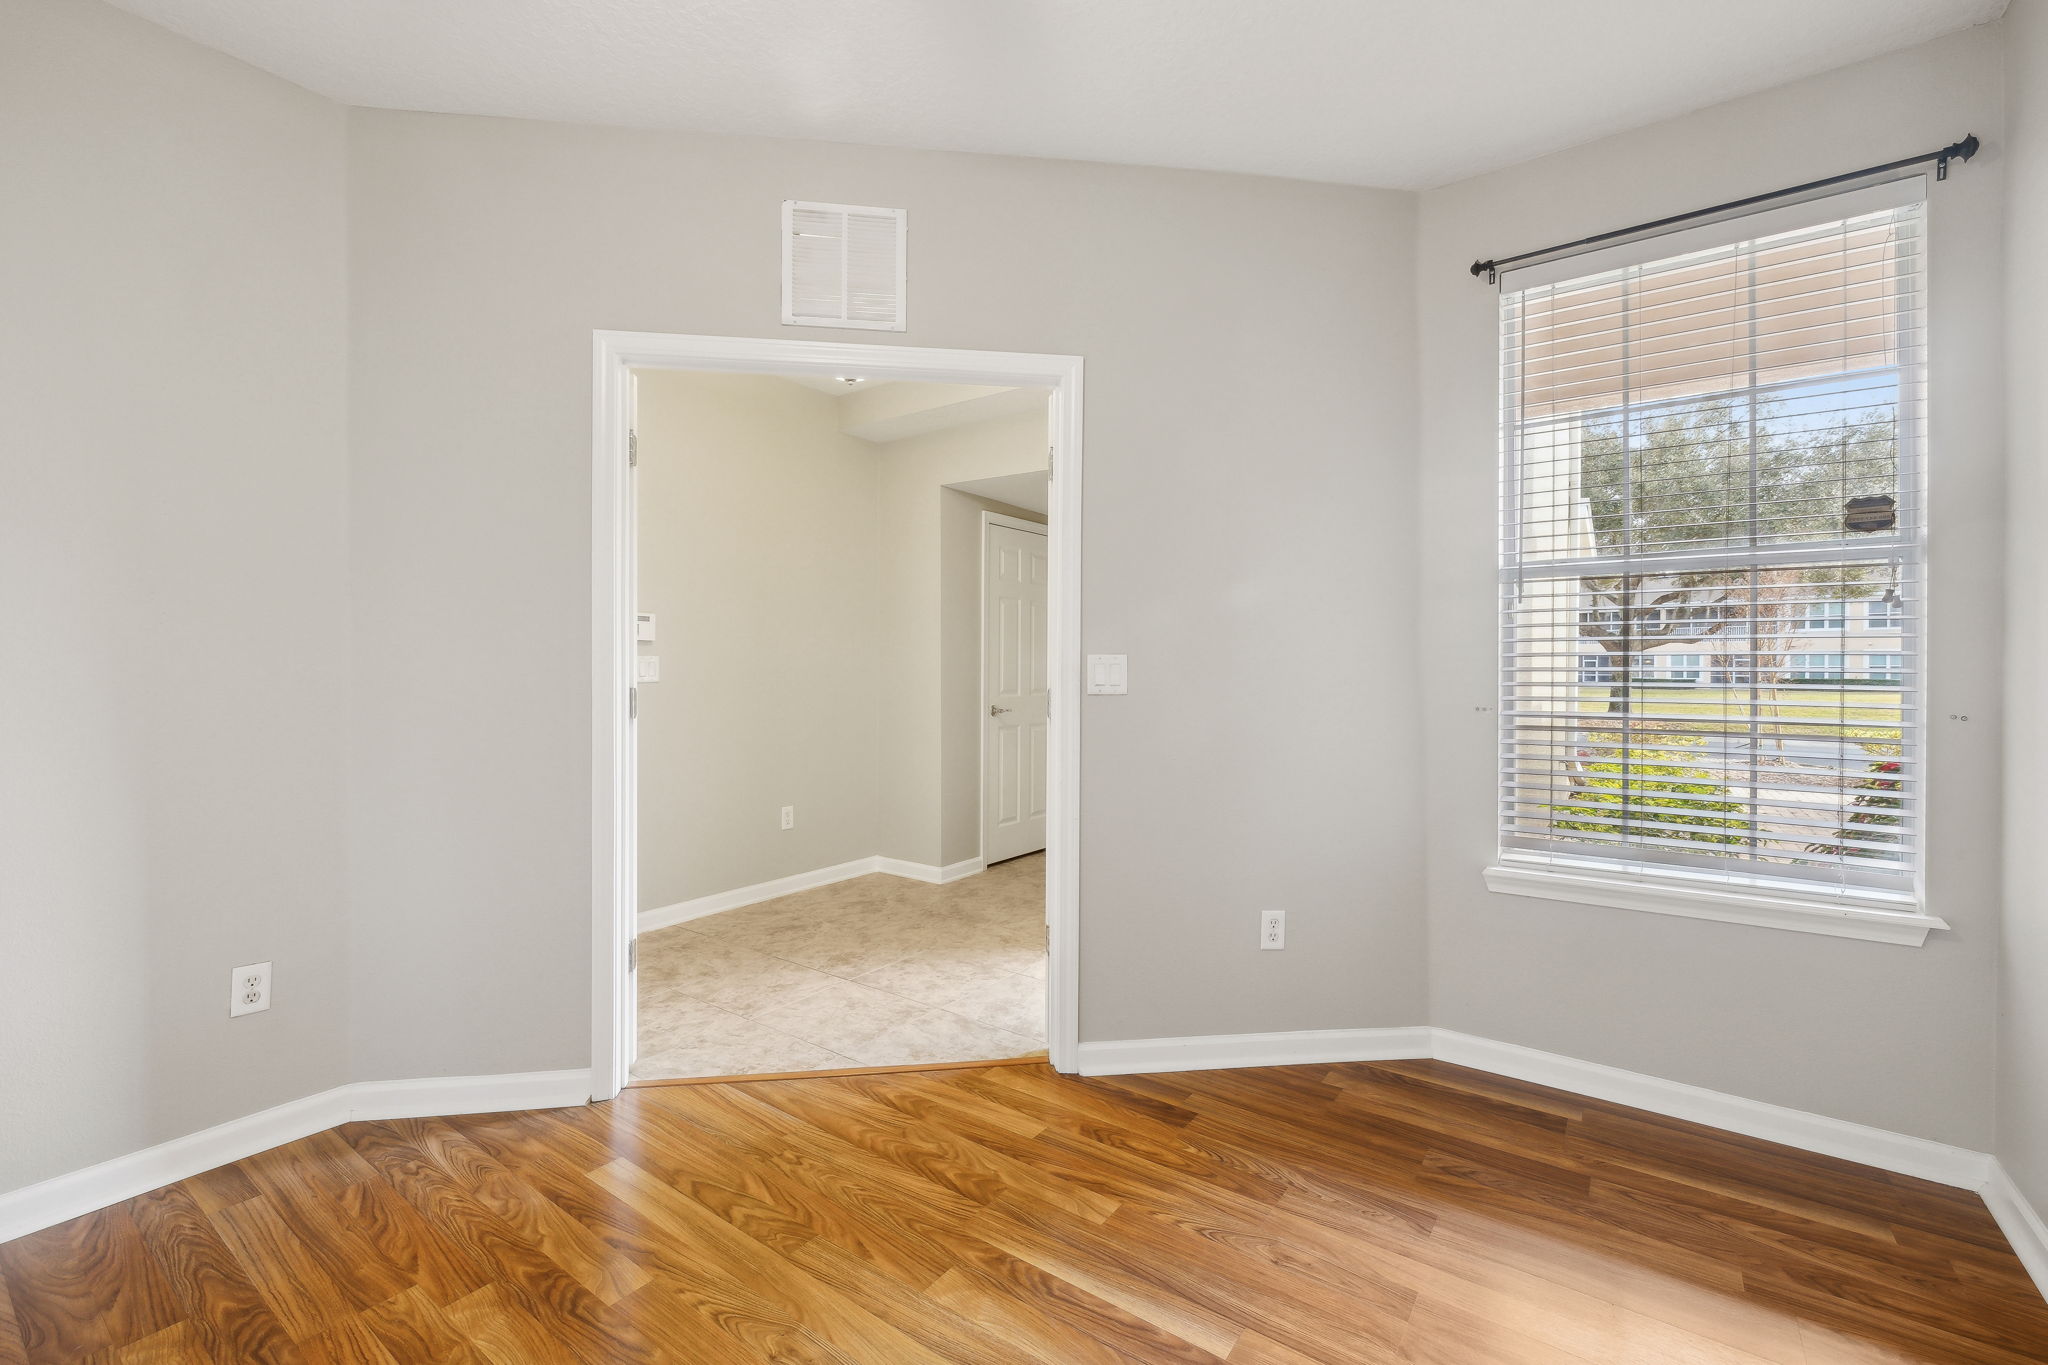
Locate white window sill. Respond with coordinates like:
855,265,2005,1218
1482,864,1948,946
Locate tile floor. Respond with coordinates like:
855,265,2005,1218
632,852,1047,1080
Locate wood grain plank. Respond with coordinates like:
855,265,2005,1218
438,1285,583,1365
107,1321,215,1365
586,1156,963,1365
0,1207,183,1363
3,1057,2044,1363
126,1184,298,1365
403,1118,650,1305
204,1197,352,1344
0,1275,30,1365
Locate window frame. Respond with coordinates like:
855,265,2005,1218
1485,181,1945,946
1794,601,1848,632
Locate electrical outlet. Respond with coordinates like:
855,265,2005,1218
230,961,272,1016
780,805,795,830
1260,911,1285,950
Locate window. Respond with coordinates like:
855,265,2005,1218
1795,601,1846,631
1661,653,1704,682
1498,184,1924,913
1787,653,1847,681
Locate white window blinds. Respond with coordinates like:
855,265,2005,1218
1497,183,1926,908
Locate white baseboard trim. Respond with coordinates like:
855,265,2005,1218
1075,1025,1991,1189
1077,1027,1432,1076
1429,1031,1993,1190
0,1068,590,1246
344,1068,593,1122
874,855,985,885
639,857,877,931
1078,1023,2044,1300
638,854,990,931
1983,1162,2048,1294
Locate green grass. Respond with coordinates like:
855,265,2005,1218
1567,686,1903,743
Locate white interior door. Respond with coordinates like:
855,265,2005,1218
984,517,1049,863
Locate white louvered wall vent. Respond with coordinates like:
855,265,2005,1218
782,201,907,331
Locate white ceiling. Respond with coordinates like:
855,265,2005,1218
105,0,2005,189
948,471,1050,516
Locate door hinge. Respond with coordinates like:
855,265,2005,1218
628,430,638,466
629,686,638,720
628,937,639,971
1047,444,1055,479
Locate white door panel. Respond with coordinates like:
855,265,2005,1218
984,521,1049,863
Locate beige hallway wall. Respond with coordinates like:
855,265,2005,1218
633,372,884,911
874,412,1049,868
940,491,1048,870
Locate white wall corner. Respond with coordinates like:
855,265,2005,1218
639,857,880,932
0,1069,591,1247
639,854,992,933
1427,1030,1995,1190
1072,1024,1996,1190
1076,1027,1433,1076
1982,1163,2048,1295
0,1089,349,1246
345,1068,593,1123
873,855,986,885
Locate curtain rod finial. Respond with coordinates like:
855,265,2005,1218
1938,134,1979,180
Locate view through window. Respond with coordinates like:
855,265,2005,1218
1498,191,1925,905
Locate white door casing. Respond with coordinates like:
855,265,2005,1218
983,516,1049,864
592,331,1083,1097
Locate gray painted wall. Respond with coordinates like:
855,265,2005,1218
1,0,351,1191
1417,26,2007,1148
2003,0,2048,1215
344,108,1426,1074
15,0,2038,1218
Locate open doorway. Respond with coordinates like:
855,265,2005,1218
590,336,1079,1094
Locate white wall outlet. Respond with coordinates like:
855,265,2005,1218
636,655,661,682
230,961,272,1016
780,805,795,830
1260,911,1285,950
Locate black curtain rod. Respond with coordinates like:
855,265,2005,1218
1469,134,1979,283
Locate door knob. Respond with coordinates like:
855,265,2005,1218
990,705,1012,716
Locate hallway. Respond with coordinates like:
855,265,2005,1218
633,854,1047,1080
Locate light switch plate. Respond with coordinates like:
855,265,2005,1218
1085,654,1128,695
636,655,661,682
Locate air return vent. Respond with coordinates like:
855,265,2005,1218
781,201,907,331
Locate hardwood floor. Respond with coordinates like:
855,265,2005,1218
2,1060,2043,1363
